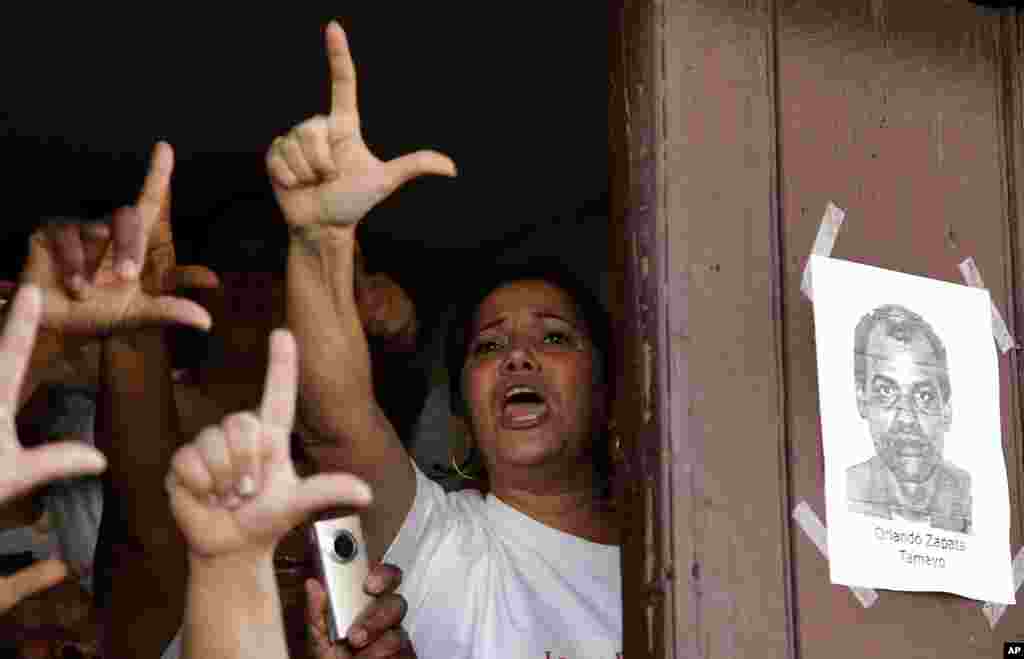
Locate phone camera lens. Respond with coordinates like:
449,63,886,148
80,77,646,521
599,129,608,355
333,530,358,563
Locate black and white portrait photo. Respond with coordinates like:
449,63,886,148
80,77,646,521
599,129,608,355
847,305,971,534
810,255,1013,604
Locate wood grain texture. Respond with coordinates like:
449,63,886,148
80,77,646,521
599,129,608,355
777,0,1023,654
612,1,665,658
622,1,1024,656
661,1,793,657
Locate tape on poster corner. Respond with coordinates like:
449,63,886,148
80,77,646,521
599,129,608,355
958,257,1017,354
792,501,879,608
980,546,1024,629
801,202,847,301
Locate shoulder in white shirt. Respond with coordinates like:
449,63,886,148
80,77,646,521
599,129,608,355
384,459,623,659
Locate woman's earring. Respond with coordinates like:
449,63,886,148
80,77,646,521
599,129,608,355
448,415,478,481
450,450,477,480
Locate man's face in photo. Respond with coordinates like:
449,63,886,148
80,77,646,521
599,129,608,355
857,322,952,484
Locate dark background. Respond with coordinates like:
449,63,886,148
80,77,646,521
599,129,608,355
0,5,609,313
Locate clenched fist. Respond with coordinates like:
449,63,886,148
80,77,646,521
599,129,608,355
267,21,456,232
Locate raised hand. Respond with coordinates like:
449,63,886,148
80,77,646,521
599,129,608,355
267,21,456,231
0,285,107,613
166,329,373,561
22,142,216,336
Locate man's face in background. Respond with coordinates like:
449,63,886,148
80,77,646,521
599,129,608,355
857,323,952,484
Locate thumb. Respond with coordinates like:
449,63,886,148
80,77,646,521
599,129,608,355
0,559,68,613
381,150,457,194
2,443,106,502
172,265,221,292
289,473,372,521
137,296,213,332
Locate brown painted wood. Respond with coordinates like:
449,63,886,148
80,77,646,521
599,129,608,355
611,1,665,658
777,1,1023,655
619,1,1024,657
658,0,795,656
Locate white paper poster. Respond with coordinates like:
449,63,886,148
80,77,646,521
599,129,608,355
810,255,1014,604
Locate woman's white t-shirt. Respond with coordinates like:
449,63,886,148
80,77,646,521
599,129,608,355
384,461,623,659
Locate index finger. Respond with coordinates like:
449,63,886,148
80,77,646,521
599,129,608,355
0,559,67,614
1,442,106,502
326,21,358,117
0,285,41,442
133,142,174,250
259,329,298,438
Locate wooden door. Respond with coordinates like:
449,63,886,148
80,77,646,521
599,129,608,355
612,1,1024,657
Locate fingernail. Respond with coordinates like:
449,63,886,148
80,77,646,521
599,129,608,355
69,274,85,292
84,451,107,472
223,493,242,509
118,259,139,280
366,574,385,593
358,482,373,504
237,475,256,496
348,626,367,647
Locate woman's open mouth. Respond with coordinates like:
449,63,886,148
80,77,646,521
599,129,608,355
500,384,550,429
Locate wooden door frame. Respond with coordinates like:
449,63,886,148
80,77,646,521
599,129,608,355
611,2,799,657
610,2,671,657
612,3,1024,659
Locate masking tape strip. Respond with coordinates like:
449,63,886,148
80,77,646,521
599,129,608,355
160,626,183,659
800,202,847,301
980,546,1024,629
958,257,1016,354
792,501,879,608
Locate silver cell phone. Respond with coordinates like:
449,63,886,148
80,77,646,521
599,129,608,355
310,515,374,643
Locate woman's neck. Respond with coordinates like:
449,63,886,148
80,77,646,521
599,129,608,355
490,478,620,545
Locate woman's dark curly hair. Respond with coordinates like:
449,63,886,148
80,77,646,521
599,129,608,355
443,259,614,499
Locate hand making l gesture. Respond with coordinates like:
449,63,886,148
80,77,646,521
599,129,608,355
0,285,107,613
22,142,216,336
267,21,456,231
166,329,373,561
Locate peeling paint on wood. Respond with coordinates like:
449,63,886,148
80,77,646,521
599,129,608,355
779,0,1022,656
642,340,654,425
620,0,1024,657
947,225,960,250
632,231,641,283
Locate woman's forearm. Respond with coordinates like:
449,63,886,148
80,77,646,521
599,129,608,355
287,228,376,443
